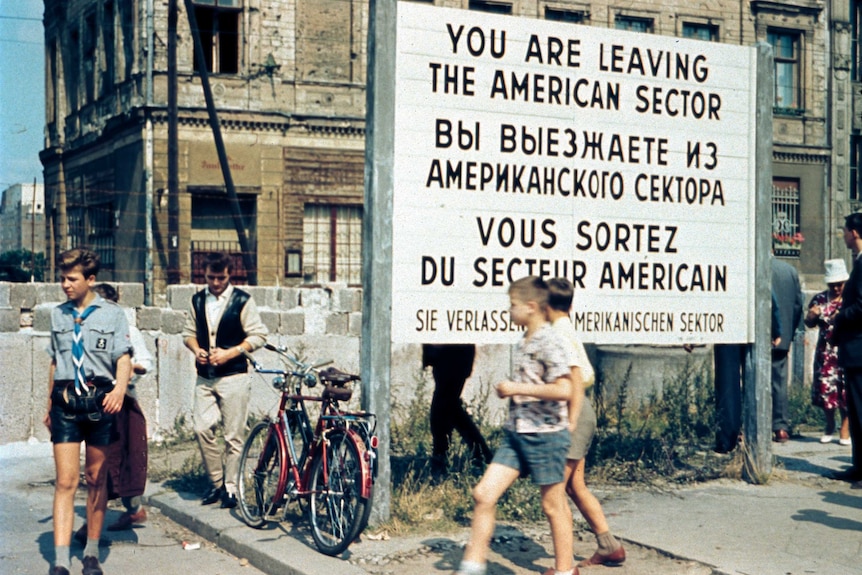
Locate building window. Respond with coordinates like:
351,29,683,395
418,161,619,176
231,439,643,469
767,30,802,114
101,1,115,97
682,22,718,42
468,1,513,14
68,203,116,269
192,0,241,74
854,0,861,82
772,178,802,258
615,16,653,33
545,8,586,23
83,14,97,104
851,135,861,201
190,192,256,283
191,243,247,284
302,205,362,284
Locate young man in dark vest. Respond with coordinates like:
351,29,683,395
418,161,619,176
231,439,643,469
182,252,268,508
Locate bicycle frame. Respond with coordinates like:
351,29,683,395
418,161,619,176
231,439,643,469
244,346,374,516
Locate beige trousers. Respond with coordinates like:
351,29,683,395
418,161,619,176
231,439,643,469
193,372,251,495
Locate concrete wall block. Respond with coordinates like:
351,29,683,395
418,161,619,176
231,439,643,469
244,286,279,310
259,310,279,335
0,308,19,332
303,308,328,335
299,287,330,309
325,312,349,335
137,306,163,331
117,283,145,307
0,283,10,307
278,288,299,310
33,303,57,332
153,335,197,439
36,283,65,305
0,335,36,443
332,287,361,313
9,283,37,309
348,312,362,336
161,309,188,334
279,310,304,335
167,285,198,310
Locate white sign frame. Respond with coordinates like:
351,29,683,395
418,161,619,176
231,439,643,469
391,4,759,345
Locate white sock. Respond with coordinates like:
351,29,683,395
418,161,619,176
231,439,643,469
457,560,486,575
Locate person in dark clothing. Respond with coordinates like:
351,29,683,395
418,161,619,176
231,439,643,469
423,344,492,474
831,213,862,484
713,292,782,453
771,255,804,442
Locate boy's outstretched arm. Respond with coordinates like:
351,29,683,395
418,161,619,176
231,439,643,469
496,376,572,401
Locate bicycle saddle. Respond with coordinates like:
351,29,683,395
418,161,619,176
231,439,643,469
318,367,360,386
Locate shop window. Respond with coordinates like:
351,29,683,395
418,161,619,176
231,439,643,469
192,0,241,74
767,30,802,114
302,205,362,284
772,178,802,257
682,22,718,42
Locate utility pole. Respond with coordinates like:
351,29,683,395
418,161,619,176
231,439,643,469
30,178,36,282
362,0,396,522
183,0,257,284
167,0,180,284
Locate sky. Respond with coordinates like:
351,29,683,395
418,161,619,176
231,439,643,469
0,0,45,190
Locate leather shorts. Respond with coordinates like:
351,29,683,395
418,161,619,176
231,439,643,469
50,379,117,445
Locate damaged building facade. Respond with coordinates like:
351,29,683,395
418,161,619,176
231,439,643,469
40,0,862,295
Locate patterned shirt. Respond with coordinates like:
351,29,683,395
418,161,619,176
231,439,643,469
504,323,571,434
49,295,132,382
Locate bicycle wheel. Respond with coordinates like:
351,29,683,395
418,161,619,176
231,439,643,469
308,430,368,556
238,421,284,528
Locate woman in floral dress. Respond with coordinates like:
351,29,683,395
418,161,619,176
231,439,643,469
805,259,851,445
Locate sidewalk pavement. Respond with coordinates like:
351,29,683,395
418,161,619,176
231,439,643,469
145,432,862,575
5,433,858,575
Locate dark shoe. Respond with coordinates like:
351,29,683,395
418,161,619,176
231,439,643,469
851,480,862,490
107,507,147,531
201,486,224,505
81,556,103,575
73,523,88,545
578,546,626,567
828,468,862,481
220,492,237,509
50,567,70,575
773,429,790,443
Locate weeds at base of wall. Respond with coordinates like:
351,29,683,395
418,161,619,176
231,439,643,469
152,359,828,532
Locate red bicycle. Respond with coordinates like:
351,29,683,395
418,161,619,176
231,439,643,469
237,343,377,556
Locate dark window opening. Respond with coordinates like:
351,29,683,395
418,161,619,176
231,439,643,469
193,3,240,74
545,8,586,23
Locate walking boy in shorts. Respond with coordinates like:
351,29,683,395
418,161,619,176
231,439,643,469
547,278,626,568
44,248,132,575
454,276,577,575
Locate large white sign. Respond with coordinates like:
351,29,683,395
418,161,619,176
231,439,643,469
391,4,758,345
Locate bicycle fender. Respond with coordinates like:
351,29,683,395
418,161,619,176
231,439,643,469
343,428,374,500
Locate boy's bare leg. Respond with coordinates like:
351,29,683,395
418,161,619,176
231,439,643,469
84,444,110,542
565,458,609,534
53,443,82,546
541,481,574,572
461,463,521,565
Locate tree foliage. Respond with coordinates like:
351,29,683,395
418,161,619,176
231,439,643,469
0,249,46,282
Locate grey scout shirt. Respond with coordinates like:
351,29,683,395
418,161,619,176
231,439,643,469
49,295,132,382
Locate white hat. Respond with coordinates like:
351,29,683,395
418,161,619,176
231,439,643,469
824,259,849,284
